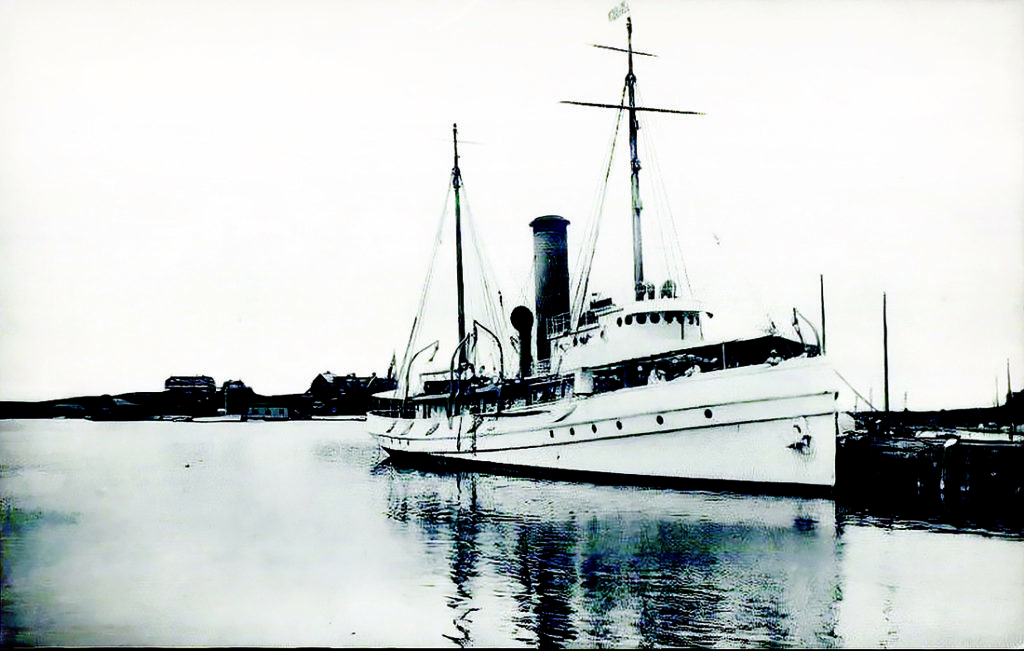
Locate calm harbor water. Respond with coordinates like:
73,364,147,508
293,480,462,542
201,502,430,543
1,419,1021,647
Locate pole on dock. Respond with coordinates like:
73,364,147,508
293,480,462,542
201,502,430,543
883,292,890,413
1009,359,1015,434
1008,359,1013,404
820,274,826,355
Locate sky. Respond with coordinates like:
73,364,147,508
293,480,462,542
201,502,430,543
1,0,1021,410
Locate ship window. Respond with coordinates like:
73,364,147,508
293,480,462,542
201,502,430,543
656,415,664,425
591,423,597,433
549,430,554,438
625,315,633,325
616,420,623,430
617,317,623,327
651,313,661,324
665,314,674,324
570,427,576,436
704,409,713,419
637,313,647,325
688,314,695,325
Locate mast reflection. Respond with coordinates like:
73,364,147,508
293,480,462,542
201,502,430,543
382,465,840,648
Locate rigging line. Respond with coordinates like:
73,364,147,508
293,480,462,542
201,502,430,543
642,115,683,293
572,83,626,284
398,183,453,396
466,208,507,351
636,88,691,296
568,135,608,310
632,89,671,284
570,85,627,327
570,81,627,288
638,114,696,296
569,147,606,300
834,369,878,411
639,112,675,290
636,85,695,297
460,190,510,374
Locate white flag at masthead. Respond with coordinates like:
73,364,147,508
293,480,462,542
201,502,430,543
608,1,629,21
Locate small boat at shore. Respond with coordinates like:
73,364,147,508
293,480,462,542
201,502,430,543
367,15,839,495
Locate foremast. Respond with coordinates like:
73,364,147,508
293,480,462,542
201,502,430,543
452,123,467,368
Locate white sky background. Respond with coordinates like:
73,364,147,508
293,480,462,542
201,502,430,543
1,0,1021,409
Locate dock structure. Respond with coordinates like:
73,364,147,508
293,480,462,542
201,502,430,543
837,400,1023,531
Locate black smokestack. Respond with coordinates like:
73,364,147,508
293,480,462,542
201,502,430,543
510,305,534,378
530,215,570,368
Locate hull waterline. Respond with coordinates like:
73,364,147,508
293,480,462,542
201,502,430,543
368,357,838,496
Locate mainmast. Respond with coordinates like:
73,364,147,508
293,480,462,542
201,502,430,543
625,17,644,292
561,15,702,303
452,123,467,367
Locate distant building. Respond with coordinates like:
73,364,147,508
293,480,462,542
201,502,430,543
164,376,216,393
305,371,395,416
308,372,369,397
220,379,254,415
245,405,289,420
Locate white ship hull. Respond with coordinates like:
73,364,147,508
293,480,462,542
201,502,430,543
368,357,839,494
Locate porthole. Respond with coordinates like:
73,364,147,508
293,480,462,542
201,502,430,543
651,313,661,324
656,415,664,425
549,429,554,438
573,336,578,346
625,315,633,325
617,317,623,327
665,314,674,324
637,313,647,324
616,420,623,430
591,423,597,433
570,427,576,436
704,409,713,419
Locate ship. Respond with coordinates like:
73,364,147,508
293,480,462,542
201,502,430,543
366,15,839,496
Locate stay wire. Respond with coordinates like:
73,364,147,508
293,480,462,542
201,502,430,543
636,86,693,297
460,187,511,375
570,83,628,328
397,182,452,396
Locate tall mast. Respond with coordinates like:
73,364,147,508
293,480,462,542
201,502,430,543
560,16,702,302
626,17,644,292
452,123,467,367
820,274,826,355
883,292,890,413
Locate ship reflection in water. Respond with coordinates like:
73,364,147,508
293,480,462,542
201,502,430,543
380,462,841,647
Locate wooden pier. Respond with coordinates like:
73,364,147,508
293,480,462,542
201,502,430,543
836,415,1023,533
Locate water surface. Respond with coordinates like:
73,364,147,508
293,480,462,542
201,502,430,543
2,420,1021,647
